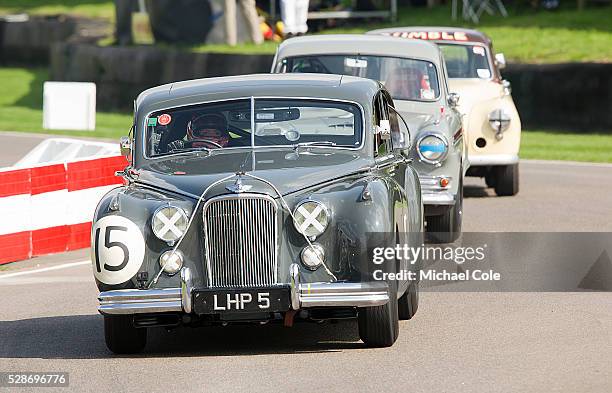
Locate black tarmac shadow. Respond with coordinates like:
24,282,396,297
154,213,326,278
0,314,363,359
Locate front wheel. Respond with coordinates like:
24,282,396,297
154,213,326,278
104,315,147,354
494,164,519,196
358,287,399,347
398,281,419,320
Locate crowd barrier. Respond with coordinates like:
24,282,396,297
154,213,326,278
0,155,128,264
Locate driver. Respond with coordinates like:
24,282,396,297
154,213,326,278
168,113,229,150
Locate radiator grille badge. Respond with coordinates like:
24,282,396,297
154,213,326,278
226,176,252,193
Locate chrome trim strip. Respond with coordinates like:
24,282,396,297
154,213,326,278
98,279,389,314
419,175,453,190
290,264,300,310
422,191,455,205
99,267,194,315
298,282,390,307
468,154,519,166
181,267,193,314
98,288,182,315
99,300,182,315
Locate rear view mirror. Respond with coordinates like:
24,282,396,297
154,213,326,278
495,53,507,70
230,108,301,123
345,57,368,68
256,108,300,122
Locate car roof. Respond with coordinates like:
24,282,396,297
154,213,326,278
275,34,442,64
367,27,492,46
135,73,381,114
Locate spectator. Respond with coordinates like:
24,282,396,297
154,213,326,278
114,0,137,45
224,0,264,46
281,0,310,38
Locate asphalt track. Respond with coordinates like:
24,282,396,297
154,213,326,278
0,132,48,167
0,133,611,393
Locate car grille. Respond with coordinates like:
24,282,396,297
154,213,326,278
203,194,278,288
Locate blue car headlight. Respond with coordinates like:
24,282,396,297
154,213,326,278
417,133,448,164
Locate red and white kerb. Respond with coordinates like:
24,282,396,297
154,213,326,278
0,156,128,264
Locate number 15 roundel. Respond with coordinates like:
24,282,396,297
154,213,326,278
92,215,146,285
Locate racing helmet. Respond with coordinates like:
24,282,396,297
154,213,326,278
186,113,229,147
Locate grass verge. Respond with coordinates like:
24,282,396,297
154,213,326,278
520,131,612,163
0,68,131,139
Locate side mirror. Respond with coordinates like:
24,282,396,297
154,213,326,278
495,53,507,70
388,106,412,152
448,93,460,108
120,136,132,158
376,119,391,140
502,79,512,95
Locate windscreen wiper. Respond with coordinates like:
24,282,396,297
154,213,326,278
166,146,213,157
292,141,337,150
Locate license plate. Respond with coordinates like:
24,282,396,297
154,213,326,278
192,287,291,314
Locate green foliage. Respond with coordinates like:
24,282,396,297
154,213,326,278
320,5,612,63
521,130,612,163
0,0,115,19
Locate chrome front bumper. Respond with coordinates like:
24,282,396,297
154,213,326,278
99,288,182,315
98,265,390,315
419,175,456,206
468,154,519,166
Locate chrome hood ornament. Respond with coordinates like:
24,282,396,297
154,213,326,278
226,173,253,193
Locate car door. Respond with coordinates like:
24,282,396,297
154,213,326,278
385,90,424,273
373,90,414,291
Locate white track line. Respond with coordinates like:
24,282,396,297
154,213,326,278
0,260,90,279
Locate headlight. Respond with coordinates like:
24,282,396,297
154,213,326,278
159,250,183,275
488,109,511,133
300,244,325,270
293,200,329,238
417,133,448,164
152,206,189,242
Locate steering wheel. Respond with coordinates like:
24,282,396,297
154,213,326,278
184,139,224,148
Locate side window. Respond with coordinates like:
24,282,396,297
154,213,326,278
373,92,392,157
389,105,401,147
385,94,409,150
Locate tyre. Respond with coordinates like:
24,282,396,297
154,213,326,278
426,179,463,244
485,172,496,188
104,315,147,354
398,281,419,320
494,164,519,196
358,285,399,347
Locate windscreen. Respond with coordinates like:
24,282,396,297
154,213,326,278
279,55,440,102
439,44,492,79
144,98,363,157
